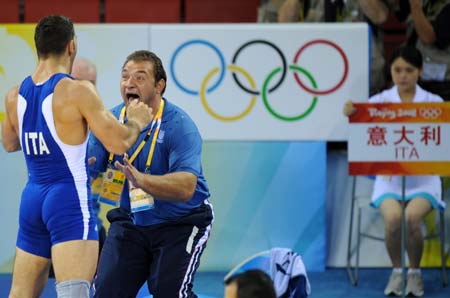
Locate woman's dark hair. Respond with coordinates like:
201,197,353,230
389,46,423,69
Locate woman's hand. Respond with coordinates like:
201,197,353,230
343,100,357,117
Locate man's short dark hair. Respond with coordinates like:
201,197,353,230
123,50,167,95
34,15,75,59
225,269,277,298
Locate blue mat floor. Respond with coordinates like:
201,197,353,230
1,268,449,297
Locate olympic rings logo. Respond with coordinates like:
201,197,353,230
170,39,349,122
419,107,442,119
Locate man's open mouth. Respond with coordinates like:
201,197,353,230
126,93,140,102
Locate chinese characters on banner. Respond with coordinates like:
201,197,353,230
348,102,450,175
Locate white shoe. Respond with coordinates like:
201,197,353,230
405,272,424,297
384,271,403,296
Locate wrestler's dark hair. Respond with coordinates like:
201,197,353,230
389,46,423,69
224,269,276,298
34,15,75,59
123,50,167,95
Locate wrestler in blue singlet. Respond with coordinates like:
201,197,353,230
16,73,98,258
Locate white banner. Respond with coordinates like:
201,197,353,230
348,102,450,176
350,123,450,161
151,23,369,140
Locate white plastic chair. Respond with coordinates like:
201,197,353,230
346,176,448,287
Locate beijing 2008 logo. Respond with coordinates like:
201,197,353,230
170,39,349,122
419,107,442,120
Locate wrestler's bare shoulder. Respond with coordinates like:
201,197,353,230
53,77,99,107
4,86,19,105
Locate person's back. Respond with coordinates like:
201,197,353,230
18,71,98,259
19,74,90,184
16,73,100,298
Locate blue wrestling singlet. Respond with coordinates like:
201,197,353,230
16,73,98,258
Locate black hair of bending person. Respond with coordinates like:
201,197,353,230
388,45,423,69
224,269,277,298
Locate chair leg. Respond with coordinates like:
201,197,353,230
346,176,358,286
439,212,448,287
355,206,362,286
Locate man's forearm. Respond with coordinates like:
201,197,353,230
410,0,436,44
278,0,301,22
139,172,197,203
358,0,389,24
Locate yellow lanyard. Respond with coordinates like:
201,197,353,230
108,99,165,169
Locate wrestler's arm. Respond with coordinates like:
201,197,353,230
1,87,21,152
73,81,144,155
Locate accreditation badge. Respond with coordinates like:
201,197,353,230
98,168,125,206
129,186,154,213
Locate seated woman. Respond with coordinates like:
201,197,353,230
343,45,445,297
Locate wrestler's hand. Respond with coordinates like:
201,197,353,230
114,154,144,189
343,100,357,117
126,99,153,131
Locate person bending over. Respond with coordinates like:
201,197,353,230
225,269,277,298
